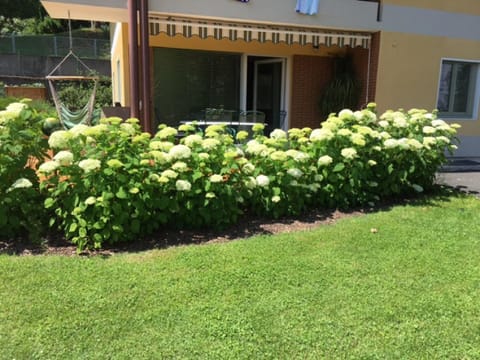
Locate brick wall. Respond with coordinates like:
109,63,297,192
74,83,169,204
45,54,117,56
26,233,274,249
290,55,334,129
351,31,380,108
290,34,380,129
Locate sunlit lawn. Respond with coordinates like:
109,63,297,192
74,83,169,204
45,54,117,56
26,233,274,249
1,194,480,359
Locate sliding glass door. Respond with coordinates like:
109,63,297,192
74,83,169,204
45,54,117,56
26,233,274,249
153,48,240,127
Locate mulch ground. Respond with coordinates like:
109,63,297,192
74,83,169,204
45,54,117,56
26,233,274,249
0,208,366,257
0,188,456,257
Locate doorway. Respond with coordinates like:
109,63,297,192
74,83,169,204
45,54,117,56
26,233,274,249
246,56,287,132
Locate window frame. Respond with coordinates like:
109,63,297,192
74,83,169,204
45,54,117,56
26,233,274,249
436,58,480,120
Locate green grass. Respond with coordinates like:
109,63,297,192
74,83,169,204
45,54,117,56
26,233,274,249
1,194,480,359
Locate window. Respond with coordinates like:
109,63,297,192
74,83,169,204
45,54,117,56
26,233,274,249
153,48,240,127
437,60,479,119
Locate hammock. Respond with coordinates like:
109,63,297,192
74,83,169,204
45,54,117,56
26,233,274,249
46,51,99,129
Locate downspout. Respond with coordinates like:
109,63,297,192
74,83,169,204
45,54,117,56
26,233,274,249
128,0,140,119
139,0,152,133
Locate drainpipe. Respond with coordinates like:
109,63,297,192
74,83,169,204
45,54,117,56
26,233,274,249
139,0,152,133
128,0,140,119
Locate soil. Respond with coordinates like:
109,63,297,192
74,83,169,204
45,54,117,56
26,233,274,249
0,206,376,257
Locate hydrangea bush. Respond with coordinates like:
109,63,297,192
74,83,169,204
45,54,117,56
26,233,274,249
36,103,459,250
0,101,49,240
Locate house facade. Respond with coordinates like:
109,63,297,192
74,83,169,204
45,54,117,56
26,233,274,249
41,0,480,156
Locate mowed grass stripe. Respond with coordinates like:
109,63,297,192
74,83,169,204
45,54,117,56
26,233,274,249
1,195,479,359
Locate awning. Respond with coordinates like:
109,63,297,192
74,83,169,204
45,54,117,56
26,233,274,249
148,15,371,49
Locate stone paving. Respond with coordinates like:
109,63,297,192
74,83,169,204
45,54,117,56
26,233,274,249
436,158,480,197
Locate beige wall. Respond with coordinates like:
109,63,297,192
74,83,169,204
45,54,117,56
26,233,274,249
376,31,480,136
111,23,130,107
383,0,480,16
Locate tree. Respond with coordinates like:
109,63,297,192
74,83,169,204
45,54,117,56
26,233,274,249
0,0,45,19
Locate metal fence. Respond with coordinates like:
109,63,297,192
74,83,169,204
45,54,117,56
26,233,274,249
0,35,110,59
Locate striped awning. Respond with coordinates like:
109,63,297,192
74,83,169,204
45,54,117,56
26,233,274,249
148,16,371,49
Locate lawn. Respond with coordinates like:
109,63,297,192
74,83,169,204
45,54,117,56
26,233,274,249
1,194,480,359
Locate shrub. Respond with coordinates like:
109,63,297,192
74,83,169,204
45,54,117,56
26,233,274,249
0,100,49,240
38,104,459,251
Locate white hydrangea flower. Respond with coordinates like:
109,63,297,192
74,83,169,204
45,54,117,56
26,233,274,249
337,128,352,137
380,131,391,139
285,149,309,162
209,174,223,183
169,144,191,159
48,130,72,149
38,161,59,174
431,119,447,127
351,133,366,147
353,111,363,121
310,128,334,142
161,169,178,179
270,129,287,140
156,126,178,140
422,126,436,134
246,140,269,156
183,134,203,147
198,152,210,160
83,124,108,137
341,147,357,159
256,175,270,187
4,102,27,118
287,168,303,178
271,195,281,203
242,162,255,174
8,178,33,192
175,179,191,191
407,139,423,150
384,139,398,149
245,176,257,189
53,150,74,166
78,159,101,173
339,109,354,119
317,155,333,167
120,123,136,136
69,124,89,137
206,192,216,199
202,138,221,150
393,116,407,128
270,151,287,161
397,138,409,150
149,150,171,164
423,137,437,147
436,136,450,144
172,161,188,172
149,141,174,152
378,120,390,128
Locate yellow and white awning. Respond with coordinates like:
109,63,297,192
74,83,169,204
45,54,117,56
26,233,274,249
148,15,371,49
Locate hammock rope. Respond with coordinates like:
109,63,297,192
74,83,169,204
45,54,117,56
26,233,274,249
47,74,98,129
46,13,100,129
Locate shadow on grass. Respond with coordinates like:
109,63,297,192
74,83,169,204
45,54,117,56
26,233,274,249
0,184,476,257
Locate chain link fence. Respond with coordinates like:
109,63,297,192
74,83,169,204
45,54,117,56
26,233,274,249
0,35,110,59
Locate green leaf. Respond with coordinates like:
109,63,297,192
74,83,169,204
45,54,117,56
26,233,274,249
116,187,128,199
69,222,78,233
44,197,55,208
333,163,345,173
79,227,87,237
